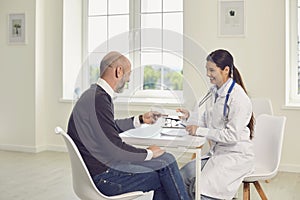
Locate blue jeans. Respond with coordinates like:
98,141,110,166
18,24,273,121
180,158,221,200
93,152,190,200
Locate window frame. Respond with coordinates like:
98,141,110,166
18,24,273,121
285,0,300,107
81,0,184,103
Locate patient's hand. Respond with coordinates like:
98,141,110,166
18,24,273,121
142,111,163,124
176,108,190,121
147,145,165,158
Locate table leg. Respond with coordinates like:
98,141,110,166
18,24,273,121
195,148,201,200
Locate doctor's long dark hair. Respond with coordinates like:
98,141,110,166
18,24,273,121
207,49,255,139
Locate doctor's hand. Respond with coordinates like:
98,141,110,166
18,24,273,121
176,108,190,121
142,111,163,124
186,125,199,136
147,145,165,158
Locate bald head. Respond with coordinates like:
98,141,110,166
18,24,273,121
99,51,132,93
100,51,129,77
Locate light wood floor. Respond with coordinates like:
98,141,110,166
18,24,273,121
0,150,299,200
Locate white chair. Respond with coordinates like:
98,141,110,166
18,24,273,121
251,98,273,117
54,127,154,200
242,114,286,200
251,97,275,185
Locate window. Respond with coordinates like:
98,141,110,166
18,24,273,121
286,0,300,106
79,0,183,101
86,0,130,83
140,0,183,92
297,0,300,94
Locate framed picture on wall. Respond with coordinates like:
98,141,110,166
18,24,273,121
218,0,245,37
8,13,26,44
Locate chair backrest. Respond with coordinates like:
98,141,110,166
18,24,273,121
252,114,286,174
251,98,273,117
54,127,152,200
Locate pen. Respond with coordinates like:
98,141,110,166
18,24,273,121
179,123,186,128
160,114,169,117
153,113,168,117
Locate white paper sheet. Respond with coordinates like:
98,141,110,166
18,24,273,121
160,128,188,137
122,119,163,138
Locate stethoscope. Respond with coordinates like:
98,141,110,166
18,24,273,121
198,80,236,122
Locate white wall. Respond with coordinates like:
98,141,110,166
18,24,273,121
35,0,73,152
184,0,300,172
0,0,72,152
0,0,36,150
35,0,75,151
0,0,299,172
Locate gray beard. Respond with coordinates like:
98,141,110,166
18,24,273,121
116,77,126,93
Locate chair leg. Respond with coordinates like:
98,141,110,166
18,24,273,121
253,181,268,200
191,145,204,160
243,182,250,200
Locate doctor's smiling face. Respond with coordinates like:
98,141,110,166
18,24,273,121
206,61,230,89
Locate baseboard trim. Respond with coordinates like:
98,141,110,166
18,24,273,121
45,145,67,152
0,144,37,153
0,144,67,153
1,144,300,173
279,164,300,173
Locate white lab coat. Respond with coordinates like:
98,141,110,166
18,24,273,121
194,78,254,200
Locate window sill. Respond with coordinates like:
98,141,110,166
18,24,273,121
115,97,182,104
282,98,300,110
114,97,184,111
59,96,184,108
59,98,75,103
282,104,300,110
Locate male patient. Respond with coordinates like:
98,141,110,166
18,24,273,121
67,51,190,200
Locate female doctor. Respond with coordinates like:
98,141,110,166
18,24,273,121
179,49,255,200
